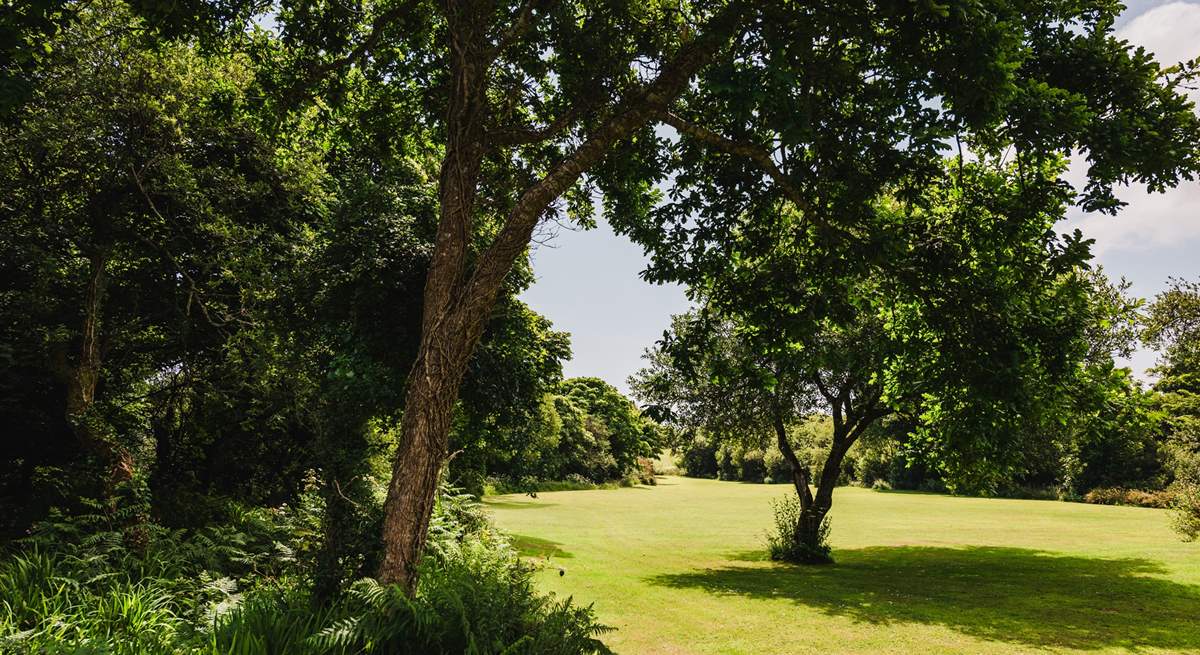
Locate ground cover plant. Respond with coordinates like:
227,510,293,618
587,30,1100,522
0,485,612,654
488,476,1200,655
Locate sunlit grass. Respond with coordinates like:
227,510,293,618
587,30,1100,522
487,476,1200,654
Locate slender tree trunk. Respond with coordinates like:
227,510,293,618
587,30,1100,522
794,432,850,561
52,249,145,548
771,398,833,562
793,400,886,560
771,399,812,510
794,504,829,557
57,250,134,486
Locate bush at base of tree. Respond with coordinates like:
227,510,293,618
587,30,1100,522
765,495,832,565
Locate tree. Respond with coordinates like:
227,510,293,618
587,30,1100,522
560,377,659,478
1010,270,1164,496
1144,278,1200,538
636,158,1112,559
0,2,322,534
125,0,1200,589
636,304,895,561
360,0,1198,587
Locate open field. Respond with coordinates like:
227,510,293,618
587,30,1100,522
486,476,1200,655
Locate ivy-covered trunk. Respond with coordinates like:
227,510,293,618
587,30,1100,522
378,353,467,592
52,249,147,548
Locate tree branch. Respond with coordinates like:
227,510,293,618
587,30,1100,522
304,0,422,84
460,3,746,312
488,0,556,62
129,165,233,332
489,100,591,147
659,110,817,219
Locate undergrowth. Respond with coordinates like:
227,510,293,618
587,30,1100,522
0,484,612,654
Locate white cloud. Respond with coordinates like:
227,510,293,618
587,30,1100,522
1117,2,1200,70
1062,181,1200,254
1059,3,1200,255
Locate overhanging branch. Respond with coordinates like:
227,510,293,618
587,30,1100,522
659,111,817,218
303,0,421,84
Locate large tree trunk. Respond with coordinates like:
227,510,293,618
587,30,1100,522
378,348,475,590
376,5,492,591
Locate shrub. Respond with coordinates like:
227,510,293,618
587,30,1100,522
1083,487,1174,508
631,457,657,486
996,484,1062,501
716,444,738,481
762,448,791,484
1169,452,1200,540
765,494,832,564
738,449,767,483
676,436,719,478
310,543,612,654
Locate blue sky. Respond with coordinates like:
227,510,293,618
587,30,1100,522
523,1,1200,396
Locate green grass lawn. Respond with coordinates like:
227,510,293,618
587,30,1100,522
485,476,1200,655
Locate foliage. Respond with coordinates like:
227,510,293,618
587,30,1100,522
1081,487,1173,509
307,549,612,655
1144,278,1200,538
460,378,662,494
0,492,320,653
0,0,324,533
1169,451,1200,540
0,483,614,654
154,0,1200,587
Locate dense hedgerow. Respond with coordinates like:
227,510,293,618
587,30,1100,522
1083,487,1174,509
0,485,612,654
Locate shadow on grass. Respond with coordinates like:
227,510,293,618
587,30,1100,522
648,546,1200,651
509,534,573,559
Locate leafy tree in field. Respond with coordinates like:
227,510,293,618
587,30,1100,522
1015,270,1164,495
120,0,1200,588
636,304,894,562
1143,278,1200,539
635,158,1117,560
